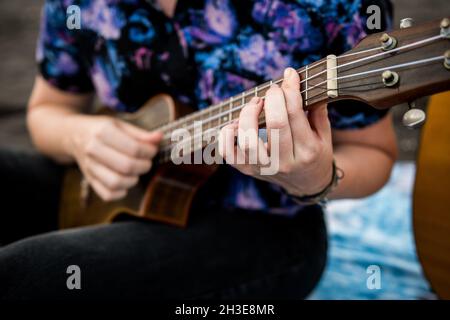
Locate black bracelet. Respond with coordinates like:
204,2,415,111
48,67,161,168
288,159,343,206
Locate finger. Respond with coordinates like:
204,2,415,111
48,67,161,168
256,136,270,166
218,122,238,163
85,158,139,191
116,120,163,143
89,177,127,202
86,140,152,176
99,122,159,159
238,97,264,163
264,84,294,161
308,103,331,142
280,67,313,146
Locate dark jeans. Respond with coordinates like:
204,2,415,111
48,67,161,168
0,149,327,300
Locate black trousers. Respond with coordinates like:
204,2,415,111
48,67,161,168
0,149,327,300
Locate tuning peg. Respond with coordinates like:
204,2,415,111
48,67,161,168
400,18,414,29
382,70,399,87
380,33,397,51
402,102,426,129
441,18,450,38
445,50,450,70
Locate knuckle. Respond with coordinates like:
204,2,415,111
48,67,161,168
299,148,318,165
241,102,256,115
129,176,139,187
268,118,287,130
109,174,123,190
278,162,292,174
92,126,104,140
120,160,135,175
129,143,141,158
84,141,97,156
96,120,113,138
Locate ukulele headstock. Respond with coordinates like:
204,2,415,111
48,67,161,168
334,17,450,110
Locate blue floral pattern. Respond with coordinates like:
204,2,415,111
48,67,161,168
37,0,390,214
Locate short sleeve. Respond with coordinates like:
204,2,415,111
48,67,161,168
36,0,94,93
325,0,392,129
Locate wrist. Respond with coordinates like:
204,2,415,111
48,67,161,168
285,160,333,197
287,159,343,205
62,114,91,160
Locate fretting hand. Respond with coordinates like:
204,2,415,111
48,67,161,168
218,67,334,197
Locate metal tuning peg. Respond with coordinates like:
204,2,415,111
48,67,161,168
380,33,397,51
441,18,450,38
382,70,399,87
444,50,450,70
400,18,414,29
402,101,426,129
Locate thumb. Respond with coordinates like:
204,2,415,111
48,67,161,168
308,104,331,141
117,120,163,143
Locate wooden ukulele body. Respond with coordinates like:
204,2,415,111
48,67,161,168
59,94,216,229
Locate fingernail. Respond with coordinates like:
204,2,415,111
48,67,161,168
284,68,293,78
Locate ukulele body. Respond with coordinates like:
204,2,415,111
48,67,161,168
59,94,217,229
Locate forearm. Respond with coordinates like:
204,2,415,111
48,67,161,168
27,105,90,164
328,143,396,199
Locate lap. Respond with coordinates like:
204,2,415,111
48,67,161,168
0,205,327,300
0,148,327,300
0,148,63,244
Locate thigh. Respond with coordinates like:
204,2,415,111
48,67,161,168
0,206,326,300
0,149,63,245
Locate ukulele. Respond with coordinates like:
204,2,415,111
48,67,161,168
59,17,450,229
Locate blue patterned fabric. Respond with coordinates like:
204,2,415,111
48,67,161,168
308,162,436,299
37,0,390,214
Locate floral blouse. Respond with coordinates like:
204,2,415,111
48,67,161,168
37,0,391,215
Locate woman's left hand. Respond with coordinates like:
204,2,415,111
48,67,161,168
218,67,334,197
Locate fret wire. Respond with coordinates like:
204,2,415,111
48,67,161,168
305,64,309,107
158,67,321,147
228,97,233,123
159,67,318,145
218,100,223,127
159,61,325,136
158,54,340,135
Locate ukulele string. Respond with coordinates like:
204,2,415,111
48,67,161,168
157,34,444,137
159,53,445,153
157,54,445,159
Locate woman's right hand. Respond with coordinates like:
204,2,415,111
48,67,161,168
69,116,162,201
